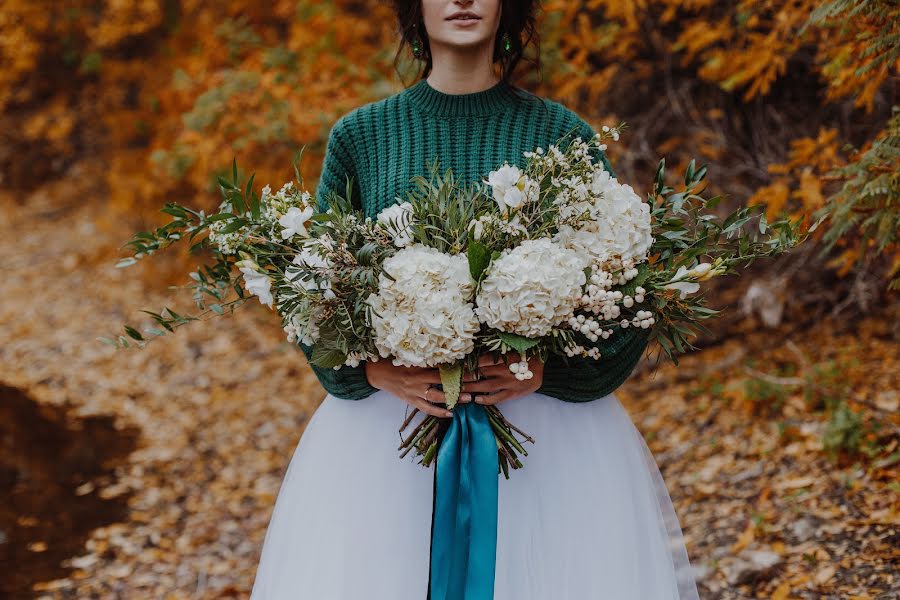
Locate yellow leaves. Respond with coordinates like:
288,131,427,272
91,0,164,49
748,180,791,221
771,581,793,600
672,20,734,64
732,521,756,553
23,98,75,144
794,168,824,212
750,126,845,233
826,246,861,278
813,3,899,114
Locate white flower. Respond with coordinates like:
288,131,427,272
471,218,485,240
483,164,537,212
289,245,336,299
236,260,273,308
376,202,415,247
366,244,479,367
693,259,727,281
278,205,315,239
475,238,586,337
284,313,320,346
553,167,653,271
498,212,528,237
662,265,700,299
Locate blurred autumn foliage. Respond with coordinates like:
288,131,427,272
2,2,898,597
1,0,897,293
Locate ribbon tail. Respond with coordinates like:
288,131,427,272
430,403,499,600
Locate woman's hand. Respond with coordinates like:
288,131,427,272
364,360,474,418
461,351,544,405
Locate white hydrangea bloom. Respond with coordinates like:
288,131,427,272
366,244,479,367
376,201,415,247
554,167,653,271
475,238,586,337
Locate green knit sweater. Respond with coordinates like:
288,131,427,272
299,77,651,402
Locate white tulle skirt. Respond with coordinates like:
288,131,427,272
249,389,700,600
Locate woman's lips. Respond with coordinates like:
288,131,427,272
448,17,481,27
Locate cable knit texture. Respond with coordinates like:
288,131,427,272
299,77,650,401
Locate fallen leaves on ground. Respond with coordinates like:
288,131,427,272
1,175,897,599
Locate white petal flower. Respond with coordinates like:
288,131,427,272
278,205,315,239
483,164,536,212
376,202,415,247
236,260,274,308
662,265,700,299
289,245,336,299
687,262,712,279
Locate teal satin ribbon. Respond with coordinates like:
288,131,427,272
429,402,498,600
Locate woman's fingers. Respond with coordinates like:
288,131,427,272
476,363,518,377
406,395,452,418
421,387,473,405
475,389,518,405
461,379,503,393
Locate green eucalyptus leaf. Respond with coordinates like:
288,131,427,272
124,326,144,341
498,332,541,354
439,362,463,410
467,240,491,281
311,345,347,369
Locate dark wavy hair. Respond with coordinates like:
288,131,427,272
386,0,543,87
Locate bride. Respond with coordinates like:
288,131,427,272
250,1,700,598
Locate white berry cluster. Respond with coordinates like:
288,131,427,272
475,238,586,337
621,309,655,329
366,244,479,368
578,271,644,317
508,360,534,380
563,280,655,359
563,342,602,360
567,314,615,343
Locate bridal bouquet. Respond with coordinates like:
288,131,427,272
106,125,806,475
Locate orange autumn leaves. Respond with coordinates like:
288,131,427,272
0,1,896,285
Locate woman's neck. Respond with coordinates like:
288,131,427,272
425,39,499,95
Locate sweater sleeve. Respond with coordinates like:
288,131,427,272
296,118,379,401
536,117,652,402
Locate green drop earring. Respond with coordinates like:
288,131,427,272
501,31,512,55
411,25,424,59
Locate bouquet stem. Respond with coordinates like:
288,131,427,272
398,404,533,478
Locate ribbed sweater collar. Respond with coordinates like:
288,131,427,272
403,77,523,118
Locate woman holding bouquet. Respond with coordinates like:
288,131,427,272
250,1,700,599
